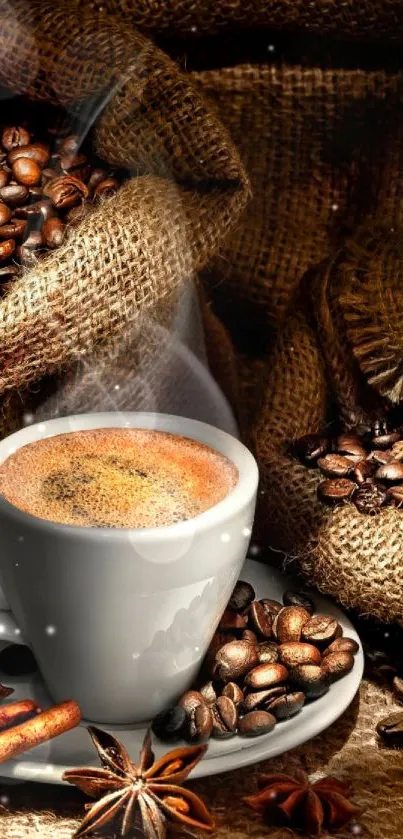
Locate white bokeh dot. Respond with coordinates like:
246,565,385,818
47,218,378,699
46,625,56,636
14,628,21,636
267,44,275,51
242,527,252,538
23,412,34,425
0,625,5,634
114,384,120,391
220,532,231,543
17,536,24,543
249,544,261,557
331,203,339,211
38,423,46,433
0,795,9,806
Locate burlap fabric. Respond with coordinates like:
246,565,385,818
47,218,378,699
0,674,401,839
72,0,403,40
0,0,248,431
250,226,403,625
192,65,403,348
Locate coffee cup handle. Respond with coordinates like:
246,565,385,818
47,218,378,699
0,610,30,648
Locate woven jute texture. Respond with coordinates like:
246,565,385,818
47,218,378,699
252,227,403,626
0,675,401,839
0,0,248,428
71,0,403,39
192,64,403,348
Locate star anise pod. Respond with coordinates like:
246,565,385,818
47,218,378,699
244,770,361,836
63,726,214,838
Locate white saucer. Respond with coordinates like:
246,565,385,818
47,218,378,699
0,560,363,784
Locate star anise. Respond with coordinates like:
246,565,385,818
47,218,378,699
244,770,361,836
63,727,214,838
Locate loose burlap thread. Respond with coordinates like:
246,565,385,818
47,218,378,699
0,0,248,429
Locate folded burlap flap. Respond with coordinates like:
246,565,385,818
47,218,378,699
0,0,249,410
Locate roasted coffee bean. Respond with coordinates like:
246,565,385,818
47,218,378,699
0,203,12,226
370,449,393,465
94,177,119,199
0,183,29,206
213,640,258,682
222,682,244,706
199,681,217,706
321,651,354,682
22,230,43,250
268,691,305,720
188,703,213,742
205,631,234,667
289,664,330,699
88,167,108,193
8,142,50,168
59,135,81,157
151,705,186,742
228,580,255,612
249,601,272,638
317,453,354,477
0,264,18,280
242,686,286,713
218,609,247,632
238,709,276,737
178,690,206,716
65,203,87,226
260,598,283,617
244,662,288,690
371,431,401,448
44,175,88,209
376,712,403,747
353,481,387,514
0,238,15,262
243,629,258,645
336,434,366,459
278,642,321,668
41,167,58,184
42,217,65,249
61,151,89,175
353,458,377,484
393,676,403,703
15,199,54,221
0,218,27,239
376,461,403,483
211,696,237,738
0,169,9,189
387,486,403,507
257,641,279,665
302,615,339,648
317,478,356,504
282,591,315,614
275,606,311,643
294,433,330,464
12,157,41,186
391,441,403,461
322,638,359,658
2,126,30,151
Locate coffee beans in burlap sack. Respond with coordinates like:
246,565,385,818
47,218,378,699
71,0,403,40
0,0,248,437
251,226,403,625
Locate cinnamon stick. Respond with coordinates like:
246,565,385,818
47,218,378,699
0,699,41,732
0,699,81,763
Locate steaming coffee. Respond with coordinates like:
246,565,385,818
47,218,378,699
0,428,238,528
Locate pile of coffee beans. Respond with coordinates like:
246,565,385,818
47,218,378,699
0,119,127,284
293,420,403,515
151,580,359,743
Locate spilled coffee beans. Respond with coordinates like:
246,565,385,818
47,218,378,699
151,581,360,743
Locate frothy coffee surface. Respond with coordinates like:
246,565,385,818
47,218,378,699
0,428,238,528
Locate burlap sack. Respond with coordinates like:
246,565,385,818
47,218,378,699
191,64,403,349
251,226,403,625
72,0,403,40
0,0,248,431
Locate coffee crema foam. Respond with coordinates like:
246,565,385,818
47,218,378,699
0,428,238,528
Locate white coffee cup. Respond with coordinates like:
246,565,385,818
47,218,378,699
0,412,258,724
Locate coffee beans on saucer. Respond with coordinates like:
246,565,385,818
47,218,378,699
151,581,359,742
293,419,403,514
